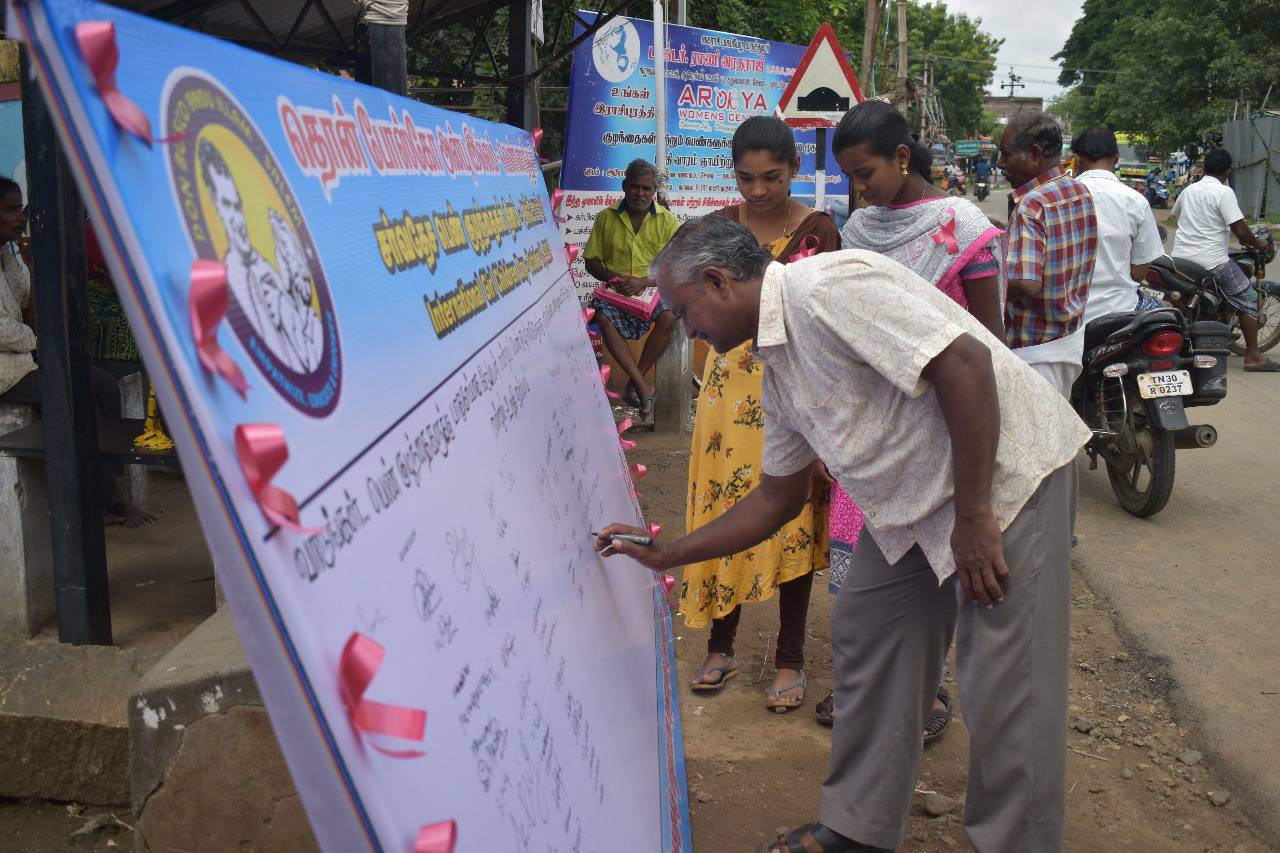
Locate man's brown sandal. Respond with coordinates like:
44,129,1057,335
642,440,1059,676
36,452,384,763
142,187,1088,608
756,822,888,853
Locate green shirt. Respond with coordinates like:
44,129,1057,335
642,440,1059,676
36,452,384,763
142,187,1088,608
582,201,680,278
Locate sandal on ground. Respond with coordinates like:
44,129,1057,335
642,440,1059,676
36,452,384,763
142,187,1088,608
640,394,657,420
757,822,880,853
923,686,952,745
1244,359,1280,372
689,657,738,692
622,383,643,408
815,691,834,728
765,671,806,713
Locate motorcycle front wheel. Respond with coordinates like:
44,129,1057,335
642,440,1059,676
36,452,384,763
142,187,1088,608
1104,402,1176,517
1225,289,1280,355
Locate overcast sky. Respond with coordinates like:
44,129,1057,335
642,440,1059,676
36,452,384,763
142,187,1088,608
949,0,1085,103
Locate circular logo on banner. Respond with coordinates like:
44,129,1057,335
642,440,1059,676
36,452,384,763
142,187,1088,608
162,70,341,417
592,19,640,83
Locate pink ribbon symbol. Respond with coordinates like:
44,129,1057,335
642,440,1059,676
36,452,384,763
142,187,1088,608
551,188,566,224
235,424,324,534
931,207,960,255
531,127,544,154
415,819,457,853
631,463,647,481
565,243,579,265
661,575,676,595
340,633,427,759
648,522,662,539
75,22,182,146
583,307,596,324
788,234,820,262
599,364,620,399
189,260,248,397
617,416,637,451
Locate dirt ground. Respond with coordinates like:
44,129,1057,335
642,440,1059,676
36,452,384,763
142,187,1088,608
635,430,1276,853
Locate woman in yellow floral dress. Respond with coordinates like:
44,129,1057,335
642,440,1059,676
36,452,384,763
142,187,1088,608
682,116,839,712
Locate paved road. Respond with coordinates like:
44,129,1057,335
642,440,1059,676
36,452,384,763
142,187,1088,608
969,185,1280,839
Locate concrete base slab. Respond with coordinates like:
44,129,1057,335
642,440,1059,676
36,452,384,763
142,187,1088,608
0,638,156,804
130,608,317,852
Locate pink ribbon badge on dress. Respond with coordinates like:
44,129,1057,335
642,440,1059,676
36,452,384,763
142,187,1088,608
788,234,820,262
75,22,183,146
340,632,428,759
932,207,960,255
564,243,579,265
189,260,248,397
415,819,457,853
617,416,637,451
235,424,324,534
599,364,620,399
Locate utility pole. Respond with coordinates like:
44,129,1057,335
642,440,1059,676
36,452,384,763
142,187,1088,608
1000,66,1025,99
895,0,908,98
920,59,929,138
860,0,883,96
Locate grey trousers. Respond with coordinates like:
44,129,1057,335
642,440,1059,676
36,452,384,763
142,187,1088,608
820,464,1072,853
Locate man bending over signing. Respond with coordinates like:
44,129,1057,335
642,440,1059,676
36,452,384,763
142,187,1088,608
595,216,1090,853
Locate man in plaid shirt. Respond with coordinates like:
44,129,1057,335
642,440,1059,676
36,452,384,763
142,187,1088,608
999,111,1098,397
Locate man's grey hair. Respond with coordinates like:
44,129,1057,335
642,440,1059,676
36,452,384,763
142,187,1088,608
649,216,774,290
1006,110,1063,159
624,158,659,184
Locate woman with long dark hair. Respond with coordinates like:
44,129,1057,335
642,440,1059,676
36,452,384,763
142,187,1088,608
680,116,839,713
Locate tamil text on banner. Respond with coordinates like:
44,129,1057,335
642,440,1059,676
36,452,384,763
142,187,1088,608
9,0,692,848
559,12,850,298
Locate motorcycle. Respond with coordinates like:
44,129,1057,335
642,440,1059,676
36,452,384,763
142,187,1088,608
947,174,967,196
975,178,990,201
1075,307,1229,517
1145,224,1280,355
1145,179,1169,208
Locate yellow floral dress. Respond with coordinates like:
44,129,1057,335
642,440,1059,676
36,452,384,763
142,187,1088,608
679,236,830,628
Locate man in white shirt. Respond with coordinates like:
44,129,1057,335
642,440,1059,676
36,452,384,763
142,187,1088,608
1071,127,1166,324
1171,148,1277,371
597,216,1090,853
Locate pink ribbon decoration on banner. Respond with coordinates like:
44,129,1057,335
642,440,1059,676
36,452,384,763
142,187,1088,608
599,364,620,399
340,633,427,759
189,260,249,397
550,188,566,223
531,127,544,154
235,424,325,534
75,22,182,146
631,462,648,481
617,416,637,451
931,207,960,255
661,575,676,595
583,307,596,324
649,522,662,539
565,243,579,265
415,819,457,853
788,234,821,262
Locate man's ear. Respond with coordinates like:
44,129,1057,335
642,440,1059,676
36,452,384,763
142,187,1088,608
703,266,732,296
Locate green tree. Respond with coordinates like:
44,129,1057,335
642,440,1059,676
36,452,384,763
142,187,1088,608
1055,0,1280,150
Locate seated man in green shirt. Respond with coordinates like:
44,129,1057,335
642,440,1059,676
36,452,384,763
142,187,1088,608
584,159,679,418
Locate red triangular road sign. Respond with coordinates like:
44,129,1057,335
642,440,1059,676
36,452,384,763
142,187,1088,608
776,23,865,129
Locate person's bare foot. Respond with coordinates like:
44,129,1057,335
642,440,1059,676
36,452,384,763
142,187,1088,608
768,667,805,705
106,501,160,529
689,652,737,688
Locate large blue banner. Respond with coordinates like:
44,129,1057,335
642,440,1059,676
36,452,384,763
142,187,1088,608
10,0,690,849
560,13,849,295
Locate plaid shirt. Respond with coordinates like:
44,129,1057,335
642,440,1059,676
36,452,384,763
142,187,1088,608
1005,167,1098,348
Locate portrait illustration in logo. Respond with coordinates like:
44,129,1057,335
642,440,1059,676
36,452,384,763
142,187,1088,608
163,71,341,417
592,19,640,83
